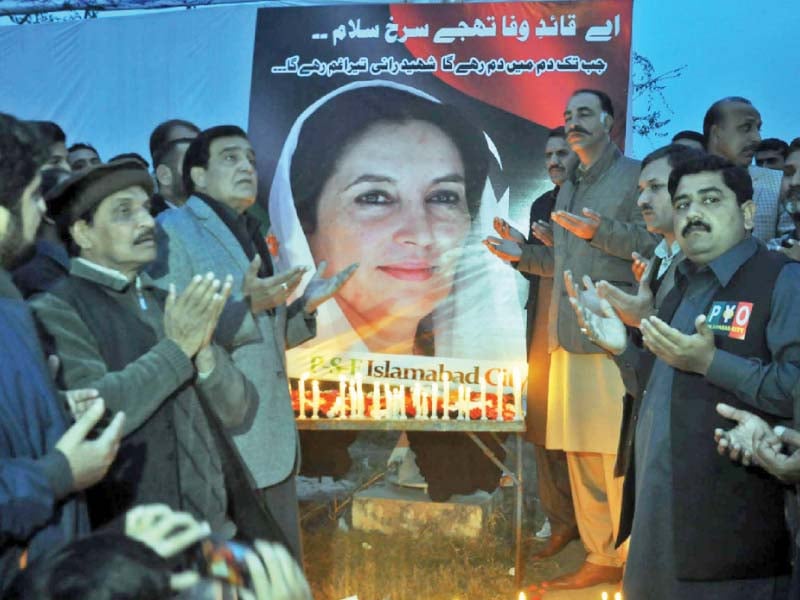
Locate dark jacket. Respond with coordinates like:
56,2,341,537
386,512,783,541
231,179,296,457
616,245,792,580
11,240,69,298
0,269,87,591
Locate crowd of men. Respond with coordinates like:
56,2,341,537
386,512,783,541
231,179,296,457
485,91,800,599
0,114,355,598
1,89,800,599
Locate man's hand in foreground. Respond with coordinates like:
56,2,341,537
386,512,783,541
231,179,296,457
56,398,125,492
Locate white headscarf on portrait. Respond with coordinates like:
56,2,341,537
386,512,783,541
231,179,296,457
268,80,525,369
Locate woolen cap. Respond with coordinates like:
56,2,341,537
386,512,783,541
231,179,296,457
49,159,154,233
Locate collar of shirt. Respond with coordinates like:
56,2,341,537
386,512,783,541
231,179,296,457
572,142,621,185
71,257,156,294
654,238,681,260
676,236,759,289
654,239,682,280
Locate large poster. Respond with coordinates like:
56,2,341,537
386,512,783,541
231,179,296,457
249,1,632,388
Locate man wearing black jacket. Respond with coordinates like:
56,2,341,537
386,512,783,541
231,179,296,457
567,154,800,599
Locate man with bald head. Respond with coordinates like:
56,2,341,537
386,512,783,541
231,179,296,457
486,89,658,589
704,96,792,245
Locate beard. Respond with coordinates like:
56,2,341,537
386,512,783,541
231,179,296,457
0,214,34,270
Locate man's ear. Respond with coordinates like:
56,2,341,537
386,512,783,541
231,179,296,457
190,166,206,192
70,220,92,252
741,199,756,231
602,112,614,133
155,164,173,188
709,124,720,148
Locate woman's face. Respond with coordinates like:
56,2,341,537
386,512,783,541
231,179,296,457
307,119,472,325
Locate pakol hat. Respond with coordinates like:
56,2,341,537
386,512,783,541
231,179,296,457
48,159,154,235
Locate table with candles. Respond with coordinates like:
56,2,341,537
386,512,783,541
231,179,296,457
292,369,528,587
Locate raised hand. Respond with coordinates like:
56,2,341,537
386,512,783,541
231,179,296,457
164,273,225,358
242,256,306,314
125,504,211,558
483,236,522,262
55,398,125,492
531,220,554,247
754,426,800,483
564,270,627,354
302,260,358,314
596,257,656,327
65,387,101,420
565,272,605,316
551,208,602,240
201,275,233,349
493,216,526,244
631,252,651,283
640,314,716,375
251,540,313,600
714,403,775,466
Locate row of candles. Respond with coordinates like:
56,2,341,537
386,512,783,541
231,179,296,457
517,593,621,599
296,369,524,421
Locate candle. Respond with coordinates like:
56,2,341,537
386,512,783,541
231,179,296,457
480,379,487,420
349,379,359,418
398,385,406,419
339,375,346,412
418,390,428,420
614,593,621,600
297,372,308,419
311,380,320,419
518,593,526,600
430,382,438,421
455,384,464,420
602,592,608,600
412,382,421,418
495,369,504,421
384,382,393,417
355,373,364,417
373,382,381,418
513,367,522,421
396,387,402,419
441,373,450,421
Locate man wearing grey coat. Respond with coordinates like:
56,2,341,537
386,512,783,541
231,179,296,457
486,90,659,590
149,125,355,562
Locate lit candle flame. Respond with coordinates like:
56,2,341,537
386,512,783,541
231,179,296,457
614,593,622,600
601,593,609,600
517,592,526,600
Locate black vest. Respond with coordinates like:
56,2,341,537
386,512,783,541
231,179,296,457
50,277,184,528
49,276,287,545
617,246,792,580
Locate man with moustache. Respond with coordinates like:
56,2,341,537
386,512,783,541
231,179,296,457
595,144,703,326
486,89,658,588
31,160,258,535
704,96,792,245
148,119,200,215
493,126,580,555
149,125,356,561
0,113,124,591
567,153,800,599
